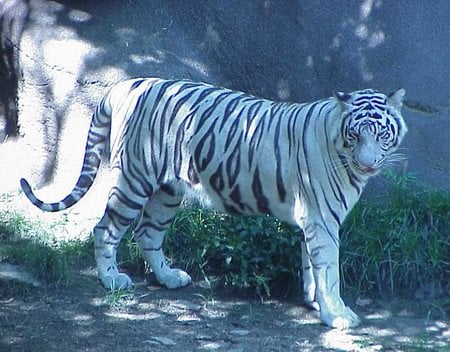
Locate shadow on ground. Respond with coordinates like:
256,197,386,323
0,272,448,352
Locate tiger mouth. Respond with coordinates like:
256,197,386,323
353,163,380,175
361,166,377,173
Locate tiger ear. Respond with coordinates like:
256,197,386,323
334,91,352,109
388,88,406,110
335,91,352,103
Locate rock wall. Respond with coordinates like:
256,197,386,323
1,0,450,196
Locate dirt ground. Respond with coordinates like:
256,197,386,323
0,269,448,352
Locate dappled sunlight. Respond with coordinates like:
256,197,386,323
1,276,448,350
66,8,92,23
177,57,211,78
105,311,161,321
364,309,393,321
320,329,364,351
73,313,94,322
43,37,101,105
130,54,163,66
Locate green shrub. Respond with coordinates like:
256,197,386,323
165,210,301,297
340,172,450,297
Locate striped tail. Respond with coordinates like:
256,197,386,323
20,94,112,212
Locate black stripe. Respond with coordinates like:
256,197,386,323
167,87,199,130
338,153,363,194
157,148,169,184
121,152,151,198
252,167,271,214
194,120,217,171
219,95,243,132
322,189,341,227
173,117,190,177
273,114,287,202
226,134,242,186
210,162,225,194
110,185,144,211
229,185,243,210
248,113,266,168
143,219,170,232
224,118,240,149
129,79,146,91
87,130,107,144
245,100,264,139
188,157,200,185
223,203,241,215
194,92,229,134
105,206,135,228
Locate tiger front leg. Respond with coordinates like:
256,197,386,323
303,222,361,329
301,240,320,311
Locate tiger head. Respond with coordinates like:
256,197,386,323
336,88,407,176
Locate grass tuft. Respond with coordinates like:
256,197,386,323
0,211,93,285
341,171,450,298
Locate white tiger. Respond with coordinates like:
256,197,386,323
20,78,407,328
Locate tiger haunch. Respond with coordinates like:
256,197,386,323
20,78,407,329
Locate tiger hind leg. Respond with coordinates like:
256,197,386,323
93,180,149,290
134,186,191,289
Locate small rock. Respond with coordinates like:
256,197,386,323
415,281,443,300
195,335,214,341
0,262,41,287
147,336,177,346
171,300,202,312
177,314,201,323
356,297,372,307
199,341,222,349
229,329,250,336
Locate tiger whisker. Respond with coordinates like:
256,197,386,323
385,153,407,165
327,154,351,172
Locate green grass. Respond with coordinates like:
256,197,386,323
1,172,449,309
341,171,450,298
105,288,134,307
0,210,93,285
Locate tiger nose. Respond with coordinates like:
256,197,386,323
356,154,378,169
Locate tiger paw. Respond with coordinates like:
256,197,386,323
320,306,361,329
157,268,192,289
100,273,134,290
304,299,320,312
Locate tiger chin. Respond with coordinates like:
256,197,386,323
20,78,407,329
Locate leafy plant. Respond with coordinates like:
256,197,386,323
340,172,450,297
165,209,301,297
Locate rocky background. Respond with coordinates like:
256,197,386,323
1,0,450,197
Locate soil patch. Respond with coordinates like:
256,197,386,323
0,271,448,352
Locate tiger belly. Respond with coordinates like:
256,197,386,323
184,167,298,224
